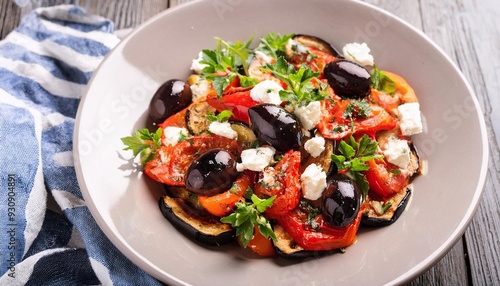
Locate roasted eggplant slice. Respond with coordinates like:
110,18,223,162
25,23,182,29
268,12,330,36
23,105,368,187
273,224,323,259
185,99,216,135
361,184,412,227
159,196,236,246
230,122,258,147
286,34,341,58
300,135,335,174
376,129,421,179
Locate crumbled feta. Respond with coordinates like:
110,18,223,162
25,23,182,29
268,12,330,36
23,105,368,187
259,167,280,188
398,102,423,136
250,79,283,105
342,42,374,66
190,51,208,74
382,137,411,169
190,79,210,101
300,164,327,201
286,38,308,54
294,101,321,130
162,126,189,146
236,146,276,172
208,121,237,139
304,136,326,158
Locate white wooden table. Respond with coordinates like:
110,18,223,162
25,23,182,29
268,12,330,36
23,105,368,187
1,0,498,284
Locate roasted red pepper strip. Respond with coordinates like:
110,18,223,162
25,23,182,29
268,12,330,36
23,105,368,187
198,172,253,217
276,206,363,251
206,87,259,125
245,225,276,257
254,150,301,219
144,135,241,186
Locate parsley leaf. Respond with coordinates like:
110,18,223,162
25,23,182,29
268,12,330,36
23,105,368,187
121,128,162,166
371,65,396,95
200,37,256,97
261,57,328,105
331,134,382,199
220,194,277,248
206,110,233,122
255,32,294,60
343,99,372,119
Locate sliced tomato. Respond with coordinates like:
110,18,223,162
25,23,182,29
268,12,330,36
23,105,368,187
254,150,301,218
245,225,276,257
206,87,259,125
144,135,241,186
365,159,410,198
317,99,398,140
198,172,253,217
276,206,362,251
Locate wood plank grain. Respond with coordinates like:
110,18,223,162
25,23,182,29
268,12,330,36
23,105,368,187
364,1,472,285
455,0,500,285
0,0,169,37
0,0,23,39
414,0,500,285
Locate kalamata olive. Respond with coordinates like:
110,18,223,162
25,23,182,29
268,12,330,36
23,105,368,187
324,59,371,99
248,104,302,152
322,174,361,227
149,79,192,124
185,149,238,196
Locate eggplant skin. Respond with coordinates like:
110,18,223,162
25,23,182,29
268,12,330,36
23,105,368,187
361,186,412,227
159,196,235,246
273,224,340,259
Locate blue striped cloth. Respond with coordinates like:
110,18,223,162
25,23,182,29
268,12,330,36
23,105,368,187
0,5,162,285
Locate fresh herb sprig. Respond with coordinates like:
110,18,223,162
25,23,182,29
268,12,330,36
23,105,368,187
220,194,277,248
331,134,383,199
343,99,372,119
261,57,328,105
200,37,258,96
254,32,294,60
371,65,396,95
121,128,162,166
206,110,233,123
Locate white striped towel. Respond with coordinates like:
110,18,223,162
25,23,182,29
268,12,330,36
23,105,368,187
0,5,162,285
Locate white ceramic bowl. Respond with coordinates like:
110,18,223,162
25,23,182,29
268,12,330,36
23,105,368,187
74,0,489,285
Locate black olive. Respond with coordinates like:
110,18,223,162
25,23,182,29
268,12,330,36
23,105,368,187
149,79,192,124
185,149,238,196
322,174,361,227
248,104,302,152
324,59,371,99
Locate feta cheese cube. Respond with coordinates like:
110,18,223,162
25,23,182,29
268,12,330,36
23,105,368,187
209,121,237,140
398,102,423,136
190,51,208,74
300,164,327,201
250,79,283,105
294,101,321,130
382,137,411,169
342,42,374,66
162,126,189,146
236,146,275,172
304,136,325,158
